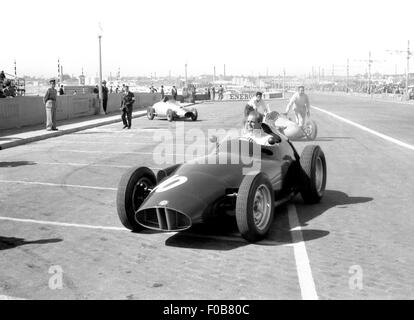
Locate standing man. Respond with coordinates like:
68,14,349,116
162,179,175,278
121,85,135,129
218,85,224,100
101,80,109,114
44,79,58,131
160,85,165,99
171,85,178,100
211,86,216,100
246,91,270,116
284,85,310,127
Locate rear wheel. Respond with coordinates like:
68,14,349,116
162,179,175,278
116,166,156,231
304,120,318,140
166,109,174,122
236,173,274,242
299,145,327,203
147,107,155,120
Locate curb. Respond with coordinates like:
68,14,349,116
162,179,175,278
0,111,147,151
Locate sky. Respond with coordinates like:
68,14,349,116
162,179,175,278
1,0,414,78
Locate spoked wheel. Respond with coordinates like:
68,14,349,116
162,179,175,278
116,166,156,231
166,109,174,122
236,173,275,242
303,120,318,140
299,145,327,204
147,107,155,120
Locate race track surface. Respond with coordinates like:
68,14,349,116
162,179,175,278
1,94,413,299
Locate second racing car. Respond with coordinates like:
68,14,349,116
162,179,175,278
147,97,198,122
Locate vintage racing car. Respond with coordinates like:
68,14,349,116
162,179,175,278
147,97,198,122
116,123,327,242
265,111,318,141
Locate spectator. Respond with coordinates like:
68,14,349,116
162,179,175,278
115,86,119,93
211,86,216,100
149,85,157,93
43,79,58,131
120,85,135,129
160,85,165,99
110,86,113,93
0,87,5,98
207,87,211,100
59,85,65,95
93,85,99,94
73,90,77,95
101,80,109,114
218,85,224,100
3,80,16,98
0,70,5,87
171,85,178,100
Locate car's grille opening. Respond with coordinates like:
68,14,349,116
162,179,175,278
136,207,191,231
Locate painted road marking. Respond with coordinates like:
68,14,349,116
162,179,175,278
287,204,318,300
0,216,128,231
312,105,414,151
0,180,117,191
0,161,163,170
0,295,26,300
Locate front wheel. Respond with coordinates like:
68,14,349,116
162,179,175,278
236,173,275,242
190,110,198,121
116,166,156,231
299,145,327,204
166,109,174,122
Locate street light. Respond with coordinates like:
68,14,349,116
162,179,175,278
98,23,104,114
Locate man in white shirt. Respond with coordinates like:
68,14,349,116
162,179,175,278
285,86,310,127
247,92,271,116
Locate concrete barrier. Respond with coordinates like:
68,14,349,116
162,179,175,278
0,92,160,130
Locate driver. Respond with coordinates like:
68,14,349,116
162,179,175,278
246,91,271,116
242,111,274,145
284,85,310,127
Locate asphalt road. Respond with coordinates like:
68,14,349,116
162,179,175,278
0,94,413,299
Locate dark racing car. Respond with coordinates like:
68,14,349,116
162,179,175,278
116,123,327,242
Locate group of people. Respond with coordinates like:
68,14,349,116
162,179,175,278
0,70,16,98
206,85,224,101
242,86,311,141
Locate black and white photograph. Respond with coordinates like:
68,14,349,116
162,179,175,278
1,0,413,305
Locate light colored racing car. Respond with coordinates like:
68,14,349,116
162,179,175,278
265,111,318,141
147,97,198,122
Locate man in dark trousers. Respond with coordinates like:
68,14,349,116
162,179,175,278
160,85,165,99
121,85,135,129
171,85,178,100
101,80,109,114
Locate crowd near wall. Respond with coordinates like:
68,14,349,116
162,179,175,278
0,92,161,130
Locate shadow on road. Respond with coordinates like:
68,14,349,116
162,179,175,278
0,161,37,168
0,236,62,251
165,189,373,251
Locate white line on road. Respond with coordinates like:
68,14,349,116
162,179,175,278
312,105,414,151
2,161,162,170
0,216,128,231
287,204,318,300
0,179,117,191
0,295,26,300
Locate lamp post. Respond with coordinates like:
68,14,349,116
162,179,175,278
98,25,104,114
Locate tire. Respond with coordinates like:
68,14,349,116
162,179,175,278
236,173,275,242
190,110,198,121
147,107,155,120
304,120,318,140
116,166,156,231
299,145,327,204
166,109,174,122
